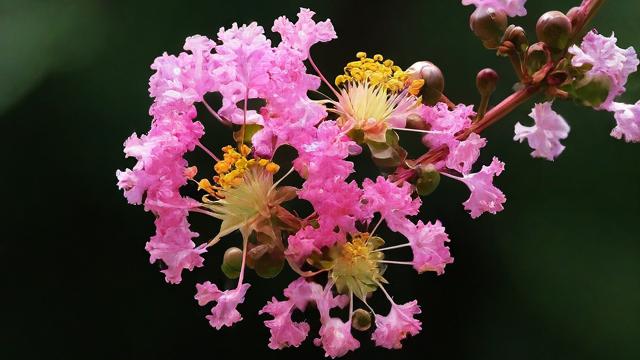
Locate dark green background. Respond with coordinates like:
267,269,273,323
1,0,638,359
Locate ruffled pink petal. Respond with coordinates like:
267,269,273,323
259,298,310,349
372,301,422,349
361,176,422,232
272,8,336,59
198,283,251,330
461,0,527,17
401,220,453,275
446,132,487,174
514,102,570,161
456,157,507,218
610,101,640,142
313,318,360,358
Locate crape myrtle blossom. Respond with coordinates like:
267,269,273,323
116,1,640,357
568,30,640,143
462,0,528,17
514,102,570,161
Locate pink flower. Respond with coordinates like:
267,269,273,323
514,102,570,161
195,282,251,330
283,277,324,311
361,176,421,232
446,132,487,174
401,220,453,275
286,225,341,264
569,31,639,110
445,157,506,218
313,318,360,358
420,103,474,153
609,101,640,142
372,301,422,349
461,0,527,17
259,298,310,349
272,8,337,59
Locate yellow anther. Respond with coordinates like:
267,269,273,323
373,54,383,62
408,79,425,96
258,159,269,167
214,161,231,174
198,178,214,193
265,162,280,174
335,53,411,93
383,59,394,67
239,144,251,156
356,51,367,59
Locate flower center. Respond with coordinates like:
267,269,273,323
330,233,386,300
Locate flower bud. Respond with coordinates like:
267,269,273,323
525,42,551,81
476,68,499,97
570,74,612,108
415,164,441,196
406,114,430,131
221,247,243,279
536,11,572,50
469,7,508,49
351,309,372,331
406,61,445,106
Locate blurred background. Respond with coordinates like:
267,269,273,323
1,0,638,359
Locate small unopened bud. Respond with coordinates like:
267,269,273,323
406,114,430,131
469,7,508,49
536,11,572,50
415,164,441,196
476,68,499,97
406,61,445,106
476,68,498,120
221,247,243,279
525,42,551,81
503,25,529,53
351,309,372,331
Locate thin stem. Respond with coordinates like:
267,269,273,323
378,260,413,266
238,89,249,148
374,280,395,305
374,243,411,252
369,216,384,237
568,0,606,48
270,166,296,192
308,54,340,98
508,51,525,82
362,299,377,316
197,142,221,162
190,207,219,218
439,94,456,109
202,99,228,125
476,94,490,121
349,291,354,320
236,233,249,289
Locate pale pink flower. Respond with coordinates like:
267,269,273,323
313,318,360,358
272,8,337,59
372,301,422,349
286,225,340,264
259,298,310,349
609,101,640,142
446,132,487,174
361,176,421,232
401,220,453,275
461,0,527,17
445,157,506,218
514,102,570,161
195,282,251,330
569,31,639,109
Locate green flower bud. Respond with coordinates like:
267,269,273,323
570,74,612,108
351,309,372,331
221,247,243,279
469,7,508,49
415,164,441,196
406,61,445,106
536,11,572,51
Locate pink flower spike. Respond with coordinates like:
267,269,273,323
196,283,251,330
402,220,453,275
259,298,310,350
446,132,487,174
272,8,337,59
610,101,640,142
569,31,639,109
514,102,570,161
313,318,360,358
461,0,527,17
372,300,422,349
445,157,506,219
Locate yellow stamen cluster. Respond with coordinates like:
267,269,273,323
198,144,279,197
335,52,409,93
331,232,386,299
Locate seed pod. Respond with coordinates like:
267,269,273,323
469,7,508,49
221,247,243,279
351,309,372,331
406,61,445,106
536,11,572,51
415,164,441,196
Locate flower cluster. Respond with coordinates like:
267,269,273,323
117,1,638,357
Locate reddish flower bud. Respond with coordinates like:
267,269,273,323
536,11,572,50
469,7,508,49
